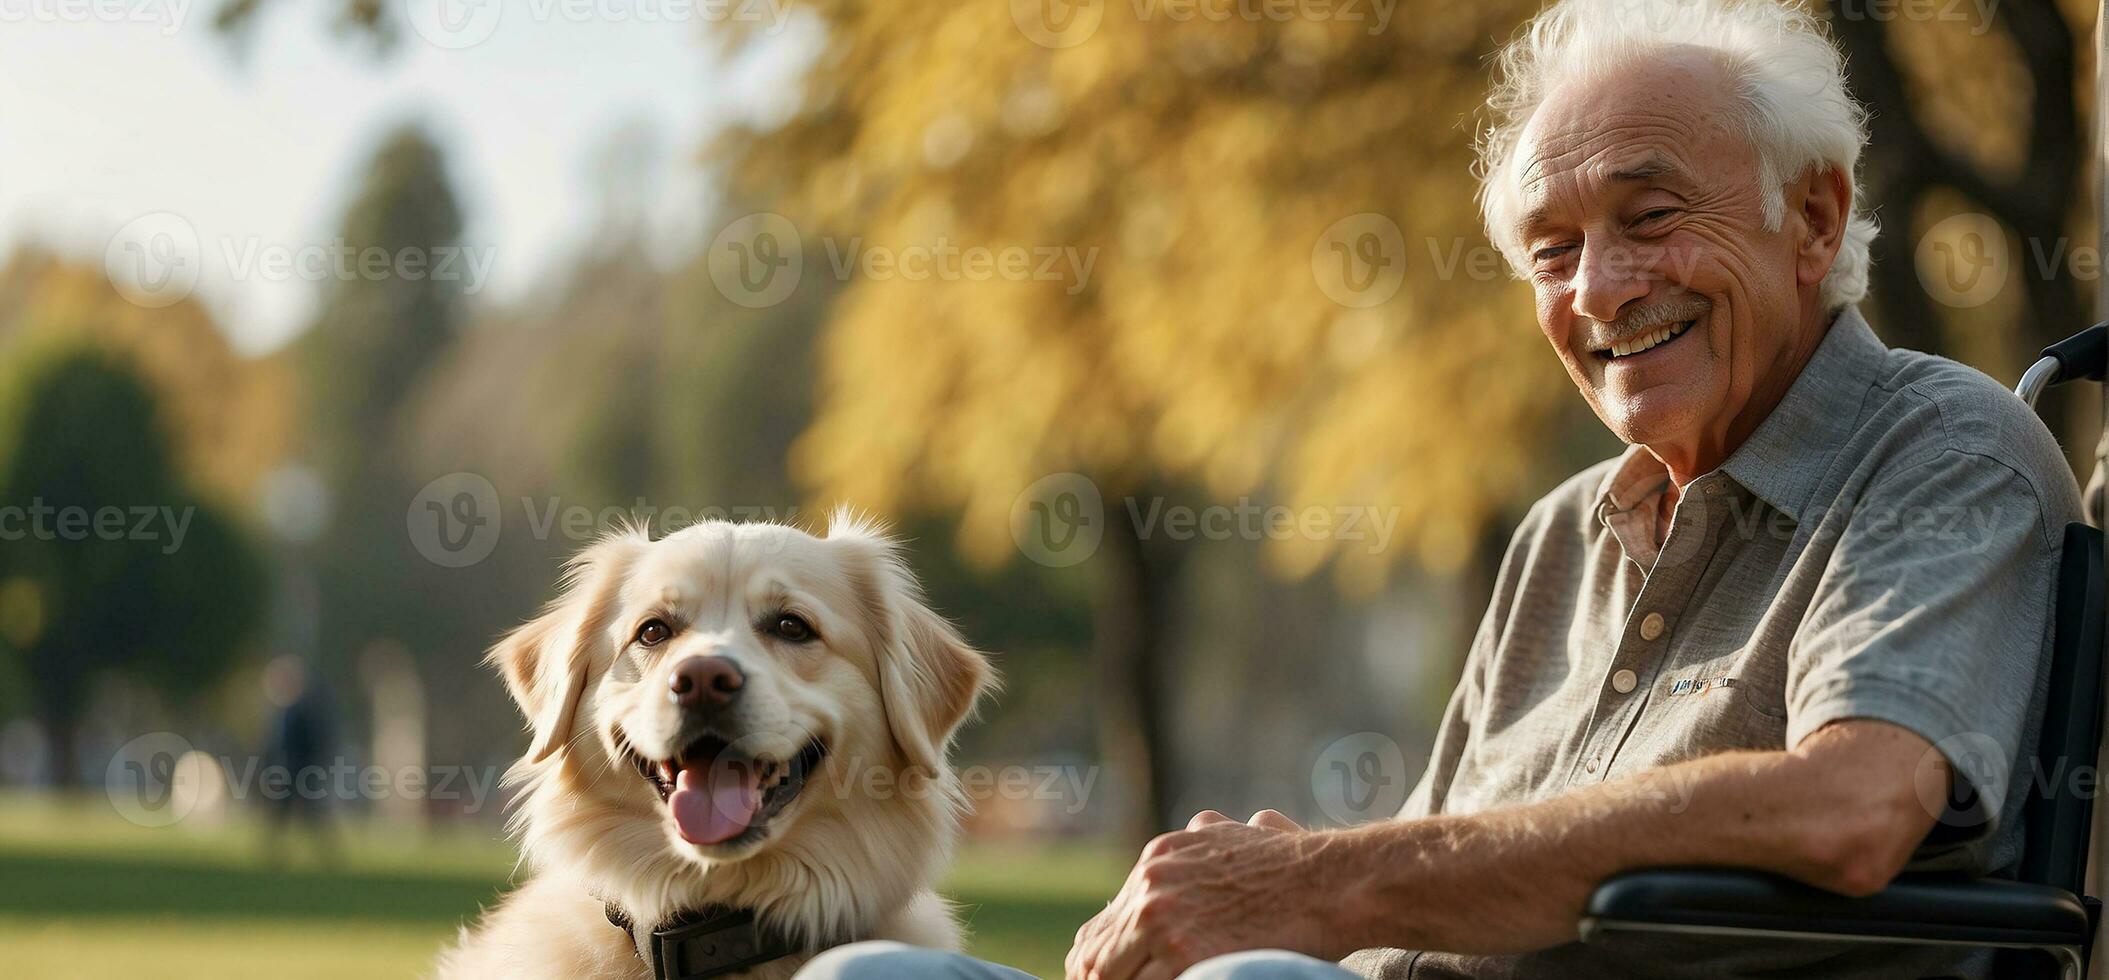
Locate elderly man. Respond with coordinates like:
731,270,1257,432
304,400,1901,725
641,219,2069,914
801,0,2087,977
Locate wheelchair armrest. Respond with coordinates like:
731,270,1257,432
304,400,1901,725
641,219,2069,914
1580,869,2090,949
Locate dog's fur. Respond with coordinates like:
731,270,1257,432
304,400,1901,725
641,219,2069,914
436,514,993,979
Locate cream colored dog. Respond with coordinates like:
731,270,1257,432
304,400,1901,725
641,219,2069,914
437,515,993,979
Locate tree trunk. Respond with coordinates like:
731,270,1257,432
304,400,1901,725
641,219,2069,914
1093,493,1184,847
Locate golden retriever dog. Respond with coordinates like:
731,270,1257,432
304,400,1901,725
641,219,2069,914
437,514,993,979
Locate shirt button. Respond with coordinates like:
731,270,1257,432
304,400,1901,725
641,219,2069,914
1704,481,1723,495
1612,668,1638,694
1639,611,1666,641
1584,757,1600,773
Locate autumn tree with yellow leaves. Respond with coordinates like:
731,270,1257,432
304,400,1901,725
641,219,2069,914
708,2,1573,840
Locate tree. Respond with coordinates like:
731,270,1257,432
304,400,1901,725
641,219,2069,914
1825,0,2100,458
706,2,1576,841
297,123,470,677
300,123,467,487
0,340,264,782
0,247,294,503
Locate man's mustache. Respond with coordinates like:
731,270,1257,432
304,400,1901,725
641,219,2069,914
1585,296,1712,349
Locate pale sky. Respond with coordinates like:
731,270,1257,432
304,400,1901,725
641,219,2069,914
0,0,816,354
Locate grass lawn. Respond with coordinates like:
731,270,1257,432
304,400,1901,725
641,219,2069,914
0,792,1124,978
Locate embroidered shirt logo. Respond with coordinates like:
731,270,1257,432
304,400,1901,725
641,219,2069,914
1668,675,1738,697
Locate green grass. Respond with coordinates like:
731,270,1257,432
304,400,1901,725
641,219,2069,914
0,792,1124,978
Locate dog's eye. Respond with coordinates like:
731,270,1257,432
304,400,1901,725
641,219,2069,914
635,619,673,647
769,614,816,643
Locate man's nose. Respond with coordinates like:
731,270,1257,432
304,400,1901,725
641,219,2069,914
669,655,744,709
1569,242,1651,324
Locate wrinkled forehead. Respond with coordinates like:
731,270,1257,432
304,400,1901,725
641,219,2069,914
620,523,867,627
1507,50,1746,231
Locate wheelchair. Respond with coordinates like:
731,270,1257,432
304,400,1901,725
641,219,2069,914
1577,324,2107,978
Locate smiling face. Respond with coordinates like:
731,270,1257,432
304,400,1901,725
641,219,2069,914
1508,48,1846,480
490,518,990,890
599,525,877,855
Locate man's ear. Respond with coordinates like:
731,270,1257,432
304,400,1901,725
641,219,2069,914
828,511,994,773
1794,165,1851,290
486,531,645,764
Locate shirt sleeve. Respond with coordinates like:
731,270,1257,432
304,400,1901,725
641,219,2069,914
1787,448,2062,870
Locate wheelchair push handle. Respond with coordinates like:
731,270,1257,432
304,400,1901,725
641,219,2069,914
2017,323,2107,408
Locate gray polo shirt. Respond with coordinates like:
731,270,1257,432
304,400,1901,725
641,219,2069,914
1344,308,2084,979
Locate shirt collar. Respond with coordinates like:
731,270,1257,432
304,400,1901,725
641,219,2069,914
1718,306,1888,515
1593,306,1887,537
1594,444,1672,568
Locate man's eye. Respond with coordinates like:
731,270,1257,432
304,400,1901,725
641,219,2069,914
1634,208,1677,226
768,614,817,643
635,619,673,647
1533,245,1576,264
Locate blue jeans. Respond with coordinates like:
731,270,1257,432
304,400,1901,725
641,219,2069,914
797,941,1358,979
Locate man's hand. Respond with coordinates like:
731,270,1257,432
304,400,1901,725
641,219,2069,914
1065,809,1345,980
1067,720,1944,972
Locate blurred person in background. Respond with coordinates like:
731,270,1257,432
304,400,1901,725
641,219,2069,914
802,0,2088,977
260,654,338,869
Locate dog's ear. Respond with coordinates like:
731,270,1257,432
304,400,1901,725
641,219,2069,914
487,531,645,764
828,511,994,773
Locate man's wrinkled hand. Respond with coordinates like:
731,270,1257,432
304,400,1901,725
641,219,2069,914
1064,810,1342,980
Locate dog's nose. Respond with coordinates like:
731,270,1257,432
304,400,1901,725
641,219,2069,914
669,656,743,708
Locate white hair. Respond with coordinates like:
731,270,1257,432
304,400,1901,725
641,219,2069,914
1478,0,1877,311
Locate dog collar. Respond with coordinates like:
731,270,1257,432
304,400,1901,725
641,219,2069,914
605,900,812,980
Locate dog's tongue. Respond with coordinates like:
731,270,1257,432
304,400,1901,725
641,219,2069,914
670,759,763,845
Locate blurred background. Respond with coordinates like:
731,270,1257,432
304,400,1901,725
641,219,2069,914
0,0,2101,976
